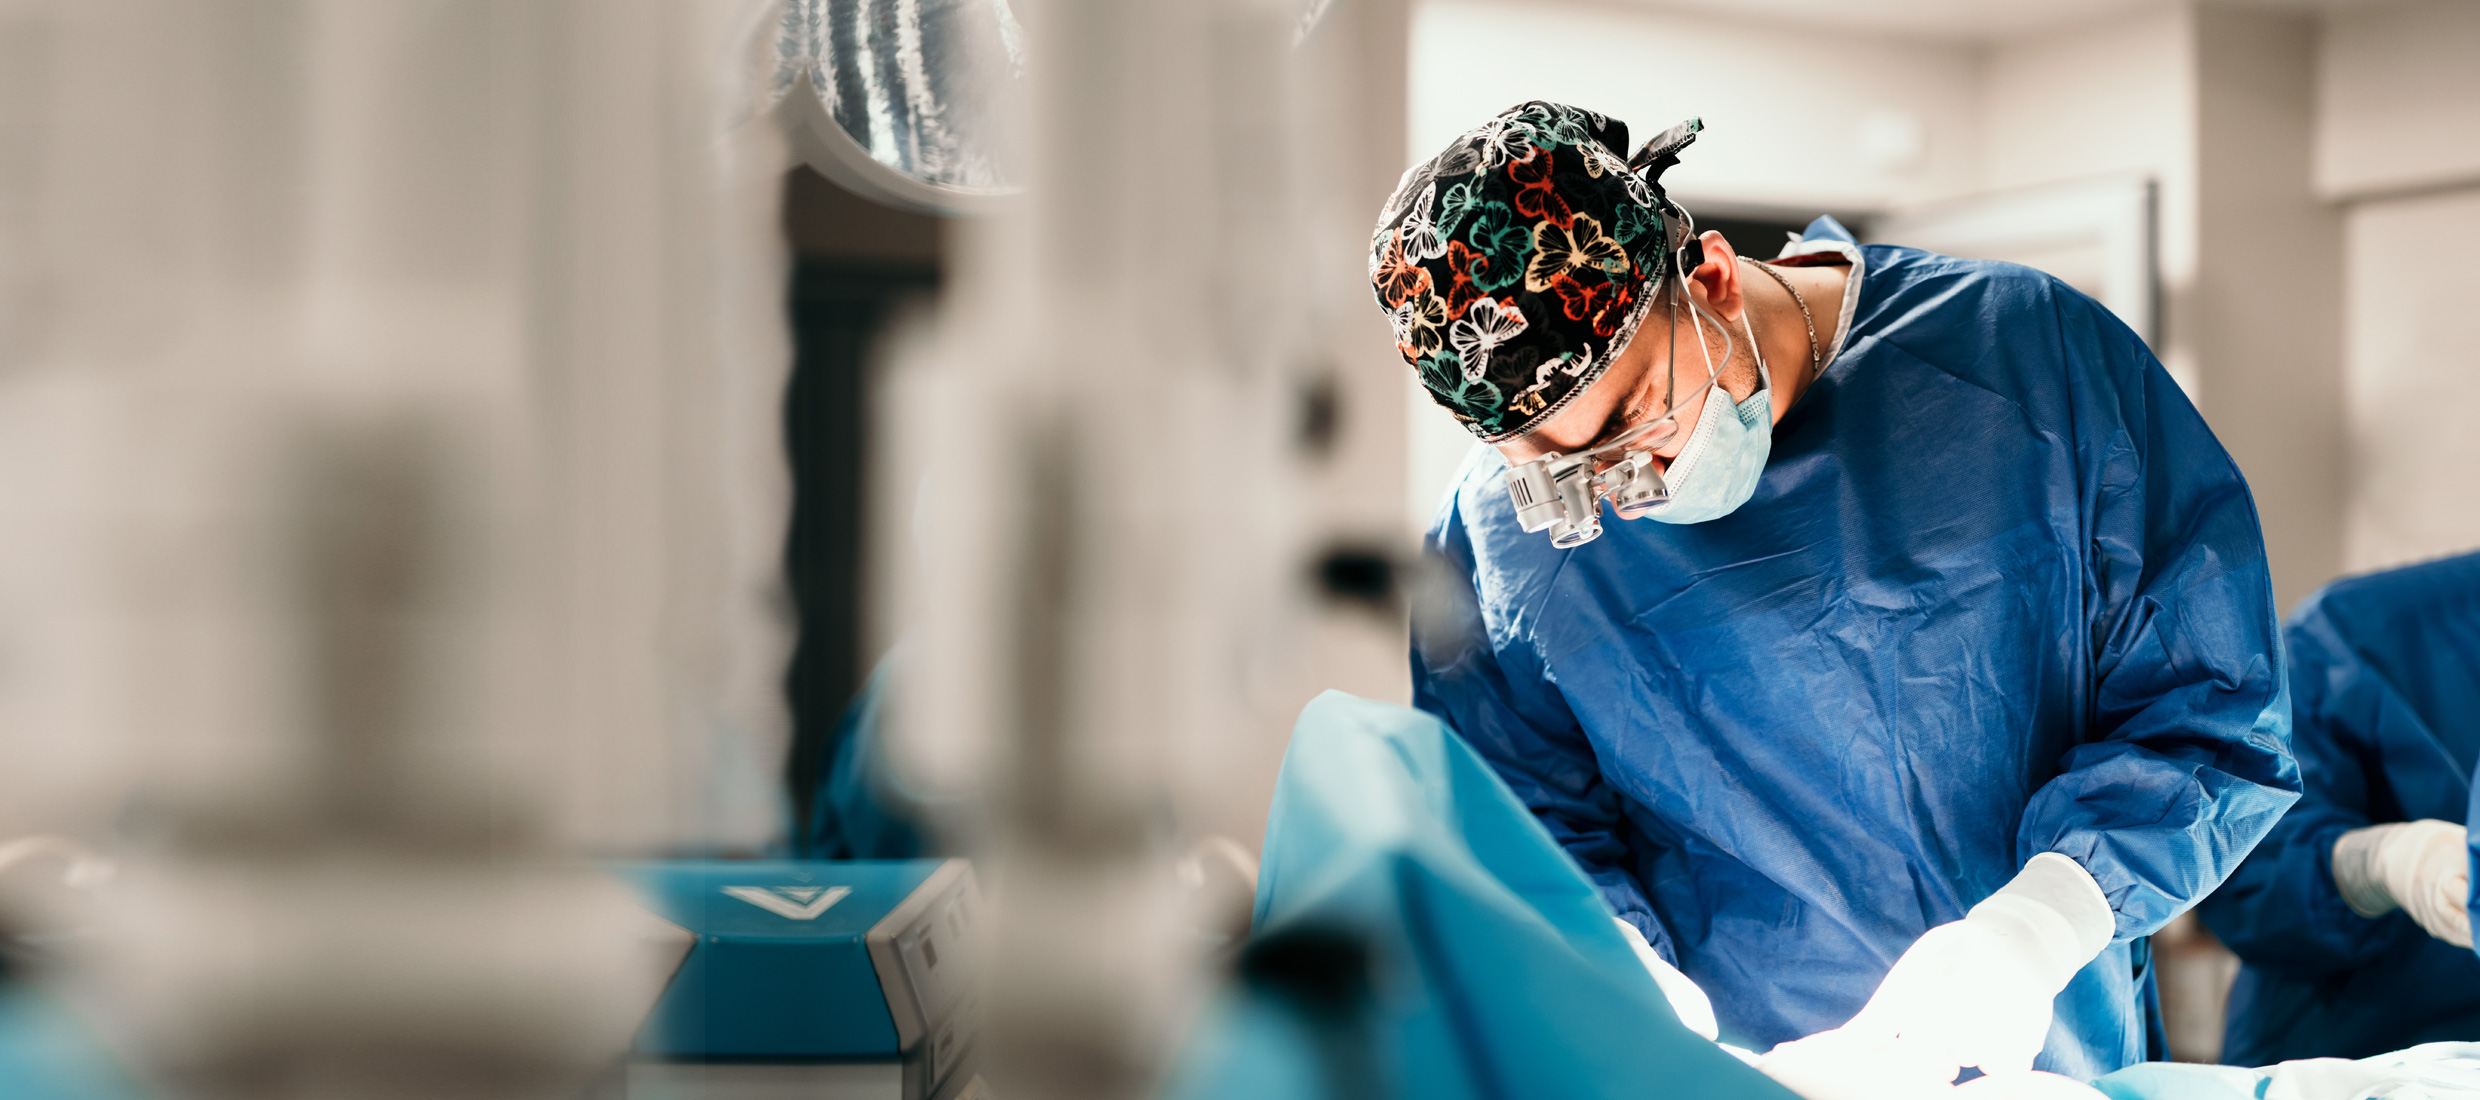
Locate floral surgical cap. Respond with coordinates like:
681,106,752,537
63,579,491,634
1370,102,1700,442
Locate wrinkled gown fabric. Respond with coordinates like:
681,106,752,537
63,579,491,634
1411,218,2300,1078
2197,551,2480,1064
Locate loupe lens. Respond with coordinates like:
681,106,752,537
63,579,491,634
1550,514,1601,547
1609,459,1669,519
1550,466,1603,547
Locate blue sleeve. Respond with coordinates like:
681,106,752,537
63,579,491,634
2194,608,2417,975
1411,500,1680,963
2020,291,2302,942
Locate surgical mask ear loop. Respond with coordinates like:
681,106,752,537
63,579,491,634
1687,276,1727,392
1666,254,1679,425
1664,220,1705,423
1668,263,1736,422
1657,219,1733,427
1736,300,1770,406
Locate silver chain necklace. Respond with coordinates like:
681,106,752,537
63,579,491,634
1739,257,1820,375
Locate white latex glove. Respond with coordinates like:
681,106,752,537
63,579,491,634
1760,1026,1961,1100
1838,853,2115,1077
1953,1071,2112,1100
1757,1033,2109,1100
1615,917,1720,1041
2332,820,2473,948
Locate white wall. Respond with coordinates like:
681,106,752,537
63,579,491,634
1978,8,2197,323
1968,8,2352,609
2320,0,2480,574
1409,0,1983,216
2190,8,2341,608
2316,0,2480,201
2339,191,2480,572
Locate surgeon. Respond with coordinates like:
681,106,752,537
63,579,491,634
1377,101,2300,1081
2196,551,2480,1063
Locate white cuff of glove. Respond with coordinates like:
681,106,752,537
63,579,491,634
1615,917,1720,1041
2333,820,2474,947
1838,852,2114,1076
1968,852,2116,989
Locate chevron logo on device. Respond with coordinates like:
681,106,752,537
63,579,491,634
722,884,852,920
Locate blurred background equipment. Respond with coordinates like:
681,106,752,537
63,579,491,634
865,0,1412,1093
769,0,1026,213
776,172,944,863
614,859,981,1100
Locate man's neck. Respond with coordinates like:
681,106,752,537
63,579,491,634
1743,259,1845,422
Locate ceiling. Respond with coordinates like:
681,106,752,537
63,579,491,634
1590,0,2371,42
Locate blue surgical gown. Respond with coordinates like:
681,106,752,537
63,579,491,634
1411,217,2300,1079
2195,551,2480,1064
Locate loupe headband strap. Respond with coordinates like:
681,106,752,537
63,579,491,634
1628,116,1704,178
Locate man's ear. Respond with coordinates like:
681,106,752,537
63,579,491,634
1688,230,1744,322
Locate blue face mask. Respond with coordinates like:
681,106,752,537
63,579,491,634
1637,312,1772,525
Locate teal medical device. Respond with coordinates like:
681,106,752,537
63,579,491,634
615,858,981,1100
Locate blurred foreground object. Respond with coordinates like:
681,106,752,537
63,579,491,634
0,0,793,1096
67,423,688,1100
615,859,982,1100
873,0,1410,1097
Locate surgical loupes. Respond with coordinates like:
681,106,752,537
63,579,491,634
1502,415,1681,547
1498,312,1727,546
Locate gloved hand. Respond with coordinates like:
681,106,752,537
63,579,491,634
1759,1026,2113,1100
2332,820,2473,948
1760,1026,1960,1100
1614,917,1720,1041
1837,853,2114,1077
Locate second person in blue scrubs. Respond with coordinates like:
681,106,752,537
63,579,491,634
2199,551,2480,1063
1371,102,2300,1080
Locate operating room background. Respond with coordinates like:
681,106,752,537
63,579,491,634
0,0,2468,1092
